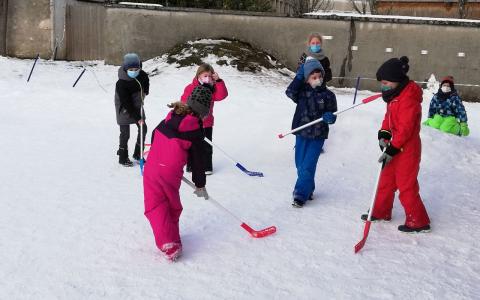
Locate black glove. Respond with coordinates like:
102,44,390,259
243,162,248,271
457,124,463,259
378,144,401,165
378,130,392,151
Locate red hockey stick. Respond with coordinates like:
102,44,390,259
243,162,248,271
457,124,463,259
279,93,382,139
354,160,386,253
182,177,276,238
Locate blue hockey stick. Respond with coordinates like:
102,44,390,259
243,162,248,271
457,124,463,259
204,138,264,177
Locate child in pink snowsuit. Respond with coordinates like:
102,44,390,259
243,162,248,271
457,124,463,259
181,63,228,174
143,86,212,261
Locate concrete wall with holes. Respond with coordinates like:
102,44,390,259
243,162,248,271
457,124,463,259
95,5,480,100
4,2,480,100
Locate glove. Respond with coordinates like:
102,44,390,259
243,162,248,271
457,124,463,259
296,64,304,81
378,144,401,165
323,112,337,124
194,187,209,200
460,122,470,136
378,130,392,150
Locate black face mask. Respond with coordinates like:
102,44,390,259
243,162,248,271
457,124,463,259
381,78,409,103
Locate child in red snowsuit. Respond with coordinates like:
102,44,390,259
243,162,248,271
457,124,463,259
362,56,431,233
143,86,212,261
181,63,228,175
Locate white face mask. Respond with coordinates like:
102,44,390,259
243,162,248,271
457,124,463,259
310,78,323,88
441,86,451,93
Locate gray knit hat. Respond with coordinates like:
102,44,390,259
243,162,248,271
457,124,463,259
303,56,325,81
187,85,212,119
123,53,141,70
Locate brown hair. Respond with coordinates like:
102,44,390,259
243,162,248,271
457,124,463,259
168,101,192,116
307,33,323,44
196,63,215,78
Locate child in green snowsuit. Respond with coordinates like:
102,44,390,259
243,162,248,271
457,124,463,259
423,76,470,136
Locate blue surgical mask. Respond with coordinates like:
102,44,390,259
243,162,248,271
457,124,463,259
127,70,140,79
310,45,321,53
381,85,393,91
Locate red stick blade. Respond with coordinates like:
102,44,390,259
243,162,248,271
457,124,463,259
354,221,371,254
241,223,277,238
361,93,382,104
252,226,277,238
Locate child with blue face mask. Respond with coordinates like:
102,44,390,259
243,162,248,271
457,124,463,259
114,53,150,167
297,33,332,86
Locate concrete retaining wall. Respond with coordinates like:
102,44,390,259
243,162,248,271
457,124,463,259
3,1,479,100
6,0,52,58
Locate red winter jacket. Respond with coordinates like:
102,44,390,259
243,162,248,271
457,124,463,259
180,78,228,128
381,81,423,153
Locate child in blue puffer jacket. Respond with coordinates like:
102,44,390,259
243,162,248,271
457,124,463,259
285,57,338,208
423,76,470,136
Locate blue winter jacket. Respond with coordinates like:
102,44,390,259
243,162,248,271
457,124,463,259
428,90,468,123
285,77,337,139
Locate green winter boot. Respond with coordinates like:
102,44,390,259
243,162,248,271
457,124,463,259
460,122,470,136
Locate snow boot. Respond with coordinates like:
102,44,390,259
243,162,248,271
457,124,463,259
361,214,391,223
161,242,182,262
117,148,133,167
132,143,141,161
292,199,305,208
398,224,431,234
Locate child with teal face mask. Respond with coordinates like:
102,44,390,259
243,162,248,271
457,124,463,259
114,53,150,166
297,33,332,85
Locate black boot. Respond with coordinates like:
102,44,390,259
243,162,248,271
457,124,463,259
117,148,133,167
361,214,391,223
133,143,141,161
398,224,431,233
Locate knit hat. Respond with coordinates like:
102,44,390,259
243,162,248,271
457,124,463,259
123,53,141,70
187,85,212,119
440,76,455,90
303,56,325,81
376,56,410,83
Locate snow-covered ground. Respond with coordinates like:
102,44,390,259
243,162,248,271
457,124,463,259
1,54,479,299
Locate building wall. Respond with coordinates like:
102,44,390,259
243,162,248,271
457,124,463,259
95,6,479,100
377,1,480,19
6,0,52,58
3,1,480,100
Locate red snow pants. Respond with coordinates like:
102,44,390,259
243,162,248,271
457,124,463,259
372,136,430,228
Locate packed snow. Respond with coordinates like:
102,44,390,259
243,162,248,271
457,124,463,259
0,53,479,299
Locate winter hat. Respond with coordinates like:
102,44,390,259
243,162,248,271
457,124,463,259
123,53,141,70
303,57,325,81
376,56,410,83
187,85,212,118
440,76,455,90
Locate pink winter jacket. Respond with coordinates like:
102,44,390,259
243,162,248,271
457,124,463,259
145,110,206,188
180,78,228,128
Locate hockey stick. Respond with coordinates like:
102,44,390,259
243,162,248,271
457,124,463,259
354,159,386,254
27,54,40,82
181,177,276,238
135,78,146,176
72,68,87,87
204,138,264,177
353,76,361,104
278,93,381,139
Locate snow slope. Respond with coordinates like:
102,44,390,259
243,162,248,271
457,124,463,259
0,54,479,299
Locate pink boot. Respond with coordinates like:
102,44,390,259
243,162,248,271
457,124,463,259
161,242,182,262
